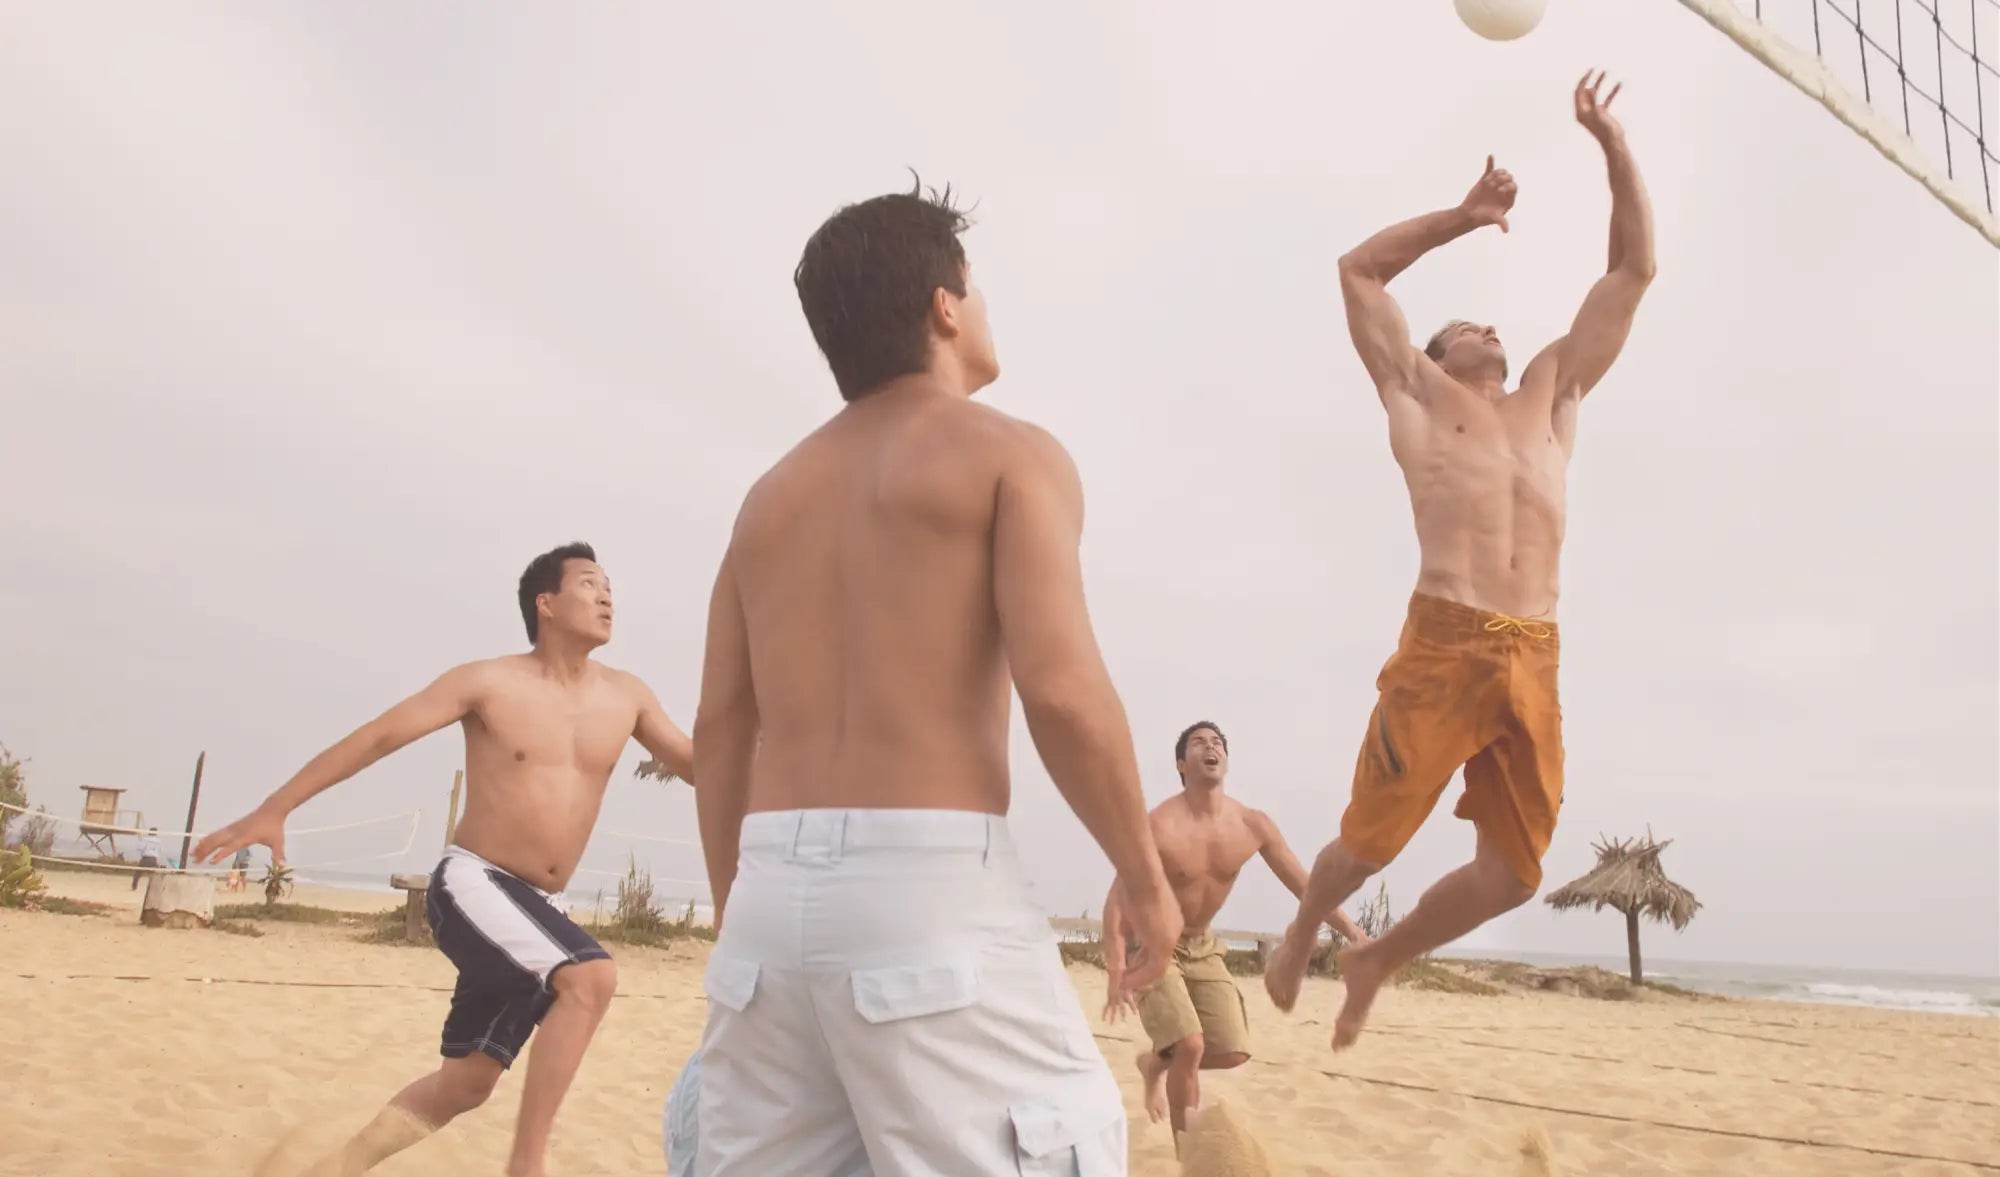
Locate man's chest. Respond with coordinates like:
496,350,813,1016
1156,828,1258,885
473,690,636,773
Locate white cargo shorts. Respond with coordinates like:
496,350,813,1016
693,808,1126,1176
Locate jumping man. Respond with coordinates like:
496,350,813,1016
1265,72,1656,1048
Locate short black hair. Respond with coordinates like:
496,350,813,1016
1174,721,1227,779
793,174,973,401
517,541,596,644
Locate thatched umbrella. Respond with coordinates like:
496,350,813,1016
633,760,682,785
1544,832,1701,984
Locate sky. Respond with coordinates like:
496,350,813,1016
2,2,1995,978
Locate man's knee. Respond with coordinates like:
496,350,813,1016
553,958,618,1014
1478,852,1538,911
1317,839,1385,885
1165,1032,1205,1072
437,1056,503,1114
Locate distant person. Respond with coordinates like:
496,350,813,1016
688,179,1180,1175
225,845,252,892
1101,721,1369,1142
1265,73,1657,1050
194,542,695,1177
131,826,161,890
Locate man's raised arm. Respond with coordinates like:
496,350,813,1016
992,421,1181,992
1555,71,1656,400
194,662,486,865
1339,158,1516,398
1247,808,1370,945
630,675,695,786
693,547,757,928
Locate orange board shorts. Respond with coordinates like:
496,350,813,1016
1339,593,1564,890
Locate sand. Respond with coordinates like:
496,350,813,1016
7,871,1997,1176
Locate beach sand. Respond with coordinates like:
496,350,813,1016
8,872,1997,1176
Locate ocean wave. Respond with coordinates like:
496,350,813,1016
1798,981,1997,1015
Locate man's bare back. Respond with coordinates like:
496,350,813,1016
720,388,1031,815
686,183,1176,1175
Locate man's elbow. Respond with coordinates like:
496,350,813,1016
1017,674,1116,740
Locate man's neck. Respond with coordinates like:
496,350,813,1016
1181,784,1225,817
529,642,594,684
1446,363,1508,401
862,369,972,403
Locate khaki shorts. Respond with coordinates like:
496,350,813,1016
1135,930,1250,1060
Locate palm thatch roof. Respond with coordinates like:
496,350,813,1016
1544,833,1701,929
633,759,681,785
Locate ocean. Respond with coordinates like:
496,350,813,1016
1431,948,2000,1018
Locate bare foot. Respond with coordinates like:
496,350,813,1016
1262,921,1315,1013
1332,942,1388,1050
1134,1050,1170,1123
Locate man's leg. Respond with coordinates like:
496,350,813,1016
302,1055,503,1176
1160,1031,1205,1140
1330,827,1534,1049
1133,967,1199,1127
506,957,618,1177
1264,838,1381,1012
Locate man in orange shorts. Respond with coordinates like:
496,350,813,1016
1263,72,1656,1049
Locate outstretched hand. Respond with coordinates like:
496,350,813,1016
1575,69,1625,143
192,805,287,867
1460,155,1518,233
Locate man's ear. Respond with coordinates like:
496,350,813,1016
930,285,961,339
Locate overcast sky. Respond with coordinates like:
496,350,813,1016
2,3,1994,978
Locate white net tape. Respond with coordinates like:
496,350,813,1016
1,800,423,877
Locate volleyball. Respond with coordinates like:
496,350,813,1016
1454,0,1548,41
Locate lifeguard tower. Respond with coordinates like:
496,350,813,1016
77,786,141,856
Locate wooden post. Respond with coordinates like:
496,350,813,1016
443,769,464,850
178,751,206,871
1625,907,1643,985
142,872,215,928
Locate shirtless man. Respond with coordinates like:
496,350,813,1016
193,542,694,1177
1100,721,1369,1141
1264,72,1656,1048
687,179,1181,1176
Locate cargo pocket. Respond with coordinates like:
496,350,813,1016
850,952,979,1024
702,954,761,1013
1008,1091,1125,1176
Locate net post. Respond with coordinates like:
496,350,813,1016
442,770,464,852
178,751,205,871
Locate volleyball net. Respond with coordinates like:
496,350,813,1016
1674,0,1999,245
0,801,423,878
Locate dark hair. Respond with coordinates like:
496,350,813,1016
517,542,597,644
793,175,973,401
1425,320,1508,381
1174,721,1228,780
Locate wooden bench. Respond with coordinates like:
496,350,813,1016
390,873,432,943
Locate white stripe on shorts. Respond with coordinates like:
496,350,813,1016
436,846,577,985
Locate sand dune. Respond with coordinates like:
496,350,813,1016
7,874,1997,1176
